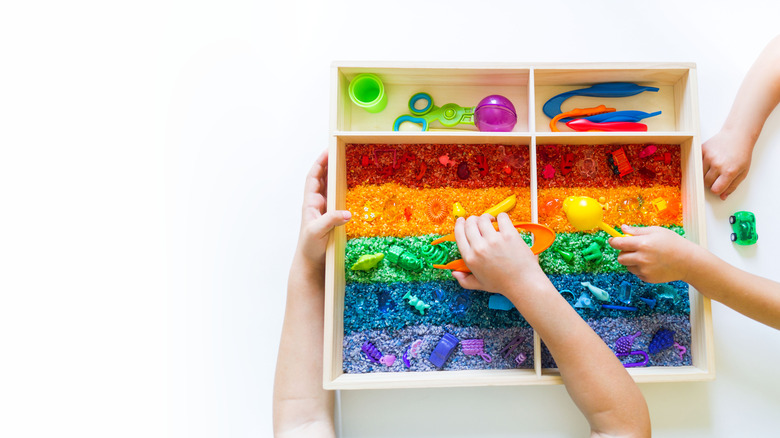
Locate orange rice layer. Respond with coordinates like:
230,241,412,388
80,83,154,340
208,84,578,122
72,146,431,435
346,183,532,238
538,186,682,233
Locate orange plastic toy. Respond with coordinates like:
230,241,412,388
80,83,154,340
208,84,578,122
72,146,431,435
549,105,615,132
430,222,556,273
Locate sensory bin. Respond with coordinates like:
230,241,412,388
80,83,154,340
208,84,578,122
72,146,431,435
535,143,690,368
343,143,534,373
342,142,692,374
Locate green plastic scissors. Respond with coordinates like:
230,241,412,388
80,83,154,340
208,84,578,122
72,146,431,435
393,92,475,131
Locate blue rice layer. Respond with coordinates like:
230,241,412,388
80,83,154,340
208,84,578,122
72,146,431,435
343,325,535,373
540,314,692,368
343,280,530,335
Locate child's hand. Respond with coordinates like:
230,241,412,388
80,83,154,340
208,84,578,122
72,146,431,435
609,225,703,283
702,129,754,200
295,150,351,271
451,213,547,294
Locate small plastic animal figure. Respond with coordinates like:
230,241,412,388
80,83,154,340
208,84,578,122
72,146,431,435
581,281,610,301
403,291,431,315
350,253,384,271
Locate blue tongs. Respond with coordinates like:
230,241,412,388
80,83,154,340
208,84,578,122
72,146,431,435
393,92,475,131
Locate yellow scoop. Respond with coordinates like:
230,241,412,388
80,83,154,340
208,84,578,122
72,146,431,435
561,196,626,237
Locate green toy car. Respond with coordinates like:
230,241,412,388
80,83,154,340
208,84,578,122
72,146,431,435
729,211,758,245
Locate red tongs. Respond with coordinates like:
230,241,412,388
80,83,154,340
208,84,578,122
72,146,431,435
430,222,556,273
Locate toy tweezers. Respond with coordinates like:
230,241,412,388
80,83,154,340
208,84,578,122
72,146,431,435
543,83,660,120
430,222,556,273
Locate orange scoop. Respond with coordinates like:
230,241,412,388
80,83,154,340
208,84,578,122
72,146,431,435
549,105,615,132
431,222,556,273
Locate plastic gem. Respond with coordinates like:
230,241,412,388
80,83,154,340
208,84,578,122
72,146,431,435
450,292,471,315
577,151,598,178
499,145,526,170
638,167,656,180
462,339,492,362
377,289,393,313
382,195,402,222
651,197,667,212
617,280,632,304
654,284,677,299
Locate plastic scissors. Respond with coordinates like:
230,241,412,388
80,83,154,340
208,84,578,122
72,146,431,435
430,222,556,273
393,92,475,131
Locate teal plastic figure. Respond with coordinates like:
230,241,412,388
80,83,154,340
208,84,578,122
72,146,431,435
386,245,425,272
581,281,610,301
350,253,384,271
729,211,758,245
403,291,431,315
582,242,603,263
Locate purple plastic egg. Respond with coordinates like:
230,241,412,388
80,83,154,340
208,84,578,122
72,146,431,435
474,95,517,132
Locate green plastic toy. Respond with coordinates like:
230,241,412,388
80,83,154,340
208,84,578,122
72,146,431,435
421,244,449,265
386,245,425,272
729,211,758,245
350,253,384,271
393,92,475,131
582,242,603,263
556,248,574,263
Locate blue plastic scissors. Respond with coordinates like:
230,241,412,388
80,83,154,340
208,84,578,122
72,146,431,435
393,92,475,131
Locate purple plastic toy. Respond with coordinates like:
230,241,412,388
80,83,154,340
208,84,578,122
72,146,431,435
462,339,492,362
499,334,526,366
429,333,459,368
362,341,383,364
615,331,642,355
474,95,517,132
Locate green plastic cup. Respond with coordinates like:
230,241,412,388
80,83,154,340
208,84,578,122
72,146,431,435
348,73,387,113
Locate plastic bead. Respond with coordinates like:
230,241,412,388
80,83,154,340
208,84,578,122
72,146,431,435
462,339,492,362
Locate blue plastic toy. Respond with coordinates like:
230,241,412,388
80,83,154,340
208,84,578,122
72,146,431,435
429,333,459,368
488,294,515,311
579,110,661,123
543,83,660,120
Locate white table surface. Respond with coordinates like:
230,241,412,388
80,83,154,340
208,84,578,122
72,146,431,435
2,1,780,437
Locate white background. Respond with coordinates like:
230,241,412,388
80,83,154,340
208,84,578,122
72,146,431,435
1,0,780,437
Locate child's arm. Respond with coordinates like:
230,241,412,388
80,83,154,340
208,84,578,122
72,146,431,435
609,225,780,330
273,151,351,438
703,34,780,200
452,214,651,438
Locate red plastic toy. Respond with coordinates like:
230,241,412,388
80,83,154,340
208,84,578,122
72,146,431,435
565,119,648,132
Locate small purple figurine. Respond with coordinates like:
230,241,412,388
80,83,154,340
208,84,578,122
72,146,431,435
362,341,382,364
429,333,459,368
461,339,492,362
